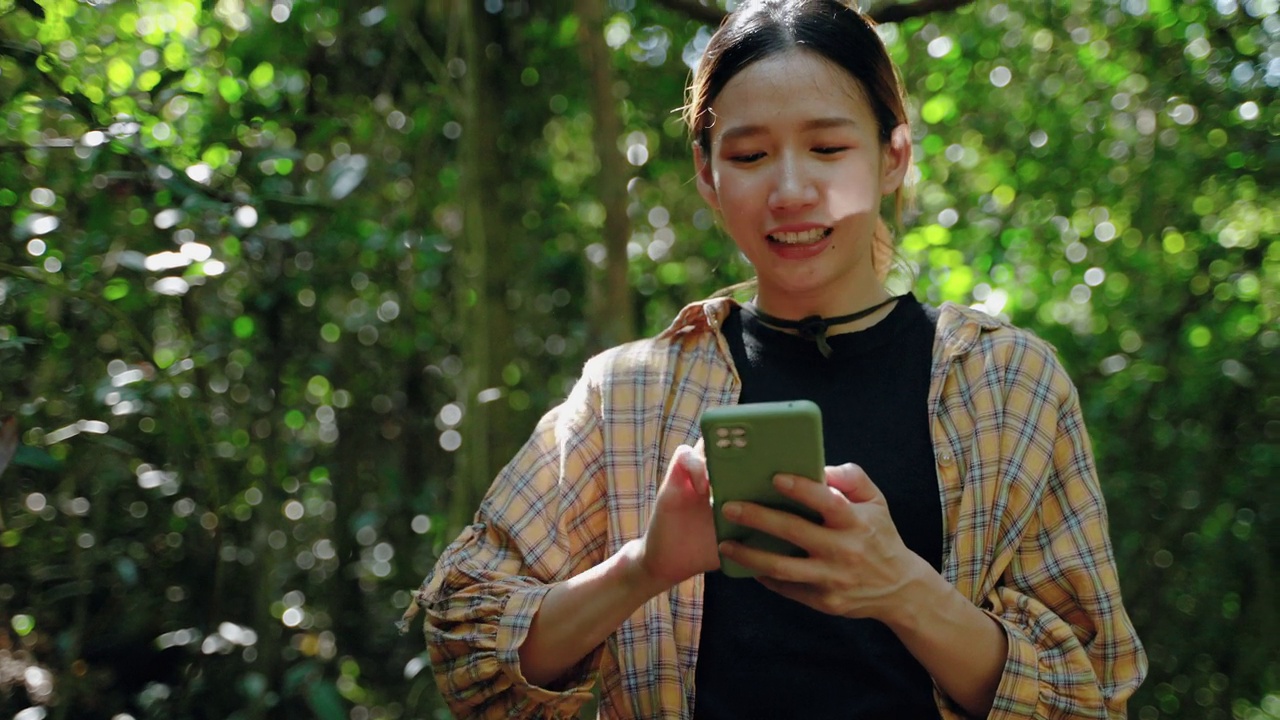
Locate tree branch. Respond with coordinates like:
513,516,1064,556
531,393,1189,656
651,0,725,27
399,18,460,107
650,0,977,26
15,0,46,20
0,37,105,124
869,0,977,24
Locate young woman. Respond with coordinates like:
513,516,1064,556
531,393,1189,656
408,1,1147,717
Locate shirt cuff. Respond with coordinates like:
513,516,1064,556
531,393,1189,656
983,608,1041,720
495,584,599,710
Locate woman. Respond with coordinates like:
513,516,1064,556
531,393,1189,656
408,1,1147,717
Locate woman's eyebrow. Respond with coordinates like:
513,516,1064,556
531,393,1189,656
717,117,859,144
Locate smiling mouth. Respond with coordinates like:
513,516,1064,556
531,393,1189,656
767,228,832,245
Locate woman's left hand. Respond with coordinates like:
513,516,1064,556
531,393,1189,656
718,463,934,623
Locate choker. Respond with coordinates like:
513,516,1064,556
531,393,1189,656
741,294,907,358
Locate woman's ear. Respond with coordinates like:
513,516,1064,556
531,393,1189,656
880,124,913,196
693,142,720,211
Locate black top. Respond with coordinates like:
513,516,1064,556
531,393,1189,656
694,294,944,720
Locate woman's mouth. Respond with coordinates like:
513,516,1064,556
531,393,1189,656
767,227,832,245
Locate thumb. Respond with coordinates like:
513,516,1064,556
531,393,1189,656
668,444,709,496
826,463,882,504
680,443,709,496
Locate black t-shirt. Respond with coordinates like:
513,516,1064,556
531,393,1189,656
694,294,944,720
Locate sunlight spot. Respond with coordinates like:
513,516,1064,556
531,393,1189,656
234,205,258,228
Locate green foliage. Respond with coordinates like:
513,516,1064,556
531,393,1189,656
0,0,1276,718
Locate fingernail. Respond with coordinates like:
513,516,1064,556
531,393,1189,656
773,474,794,490
722,502,741,519
678,451,693,470
718,542,734,555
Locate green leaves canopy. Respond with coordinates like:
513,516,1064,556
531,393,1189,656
0,0,1276,718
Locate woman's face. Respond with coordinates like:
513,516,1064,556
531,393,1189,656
696,49,909,317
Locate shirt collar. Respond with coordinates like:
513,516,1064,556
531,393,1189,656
658,295,741,339
935,301,1008,359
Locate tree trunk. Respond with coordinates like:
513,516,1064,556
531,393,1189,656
577,0,635,348
447,0,512,536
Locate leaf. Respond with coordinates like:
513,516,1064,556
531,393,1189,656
103,278,131,301
306,678,347,720
249,62,275,89
920,94,956,124
107,58,135,94
14,445,62,471
281,661,346,720
282,661,317,695
218,76,244,104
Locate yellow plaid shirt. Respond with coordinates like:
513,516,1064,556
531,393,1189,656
415,297,1147,719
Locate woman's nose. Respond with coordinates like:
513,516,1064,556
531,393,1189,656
767,154,819,213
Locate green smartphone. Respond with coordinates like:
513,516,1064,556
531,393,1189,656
699,400,826,578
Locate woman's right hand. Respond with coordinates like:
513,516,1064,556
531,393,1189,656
632,442,720,591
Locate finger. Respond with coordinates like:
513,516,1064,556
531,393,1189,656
824,463,883,505
719,541,818,584
771,473,854,528
722,501,823,548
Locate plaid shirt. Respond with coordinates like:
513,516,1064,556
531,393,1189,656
414,297,1147,719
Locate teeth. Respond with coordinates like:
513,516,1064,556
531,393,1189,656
770,228,829,244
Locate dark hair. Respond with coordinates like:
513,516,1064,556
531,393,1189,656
684,0,913,282
685,0,907,150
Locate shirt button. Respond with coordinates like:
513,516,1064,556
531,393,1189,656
938,451,954,466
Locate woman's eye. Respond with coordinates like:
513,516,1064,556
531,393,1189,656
728,152,765,163
814,146,849,155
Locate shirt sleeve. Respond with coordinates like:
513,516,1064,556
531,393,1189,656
415,375,611,719
984,372,1148,719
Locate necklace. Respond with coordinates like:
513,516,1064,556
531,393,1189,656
741,294,907,358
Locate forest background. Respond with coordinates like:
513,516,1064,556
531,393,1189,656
0,0,1277,718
